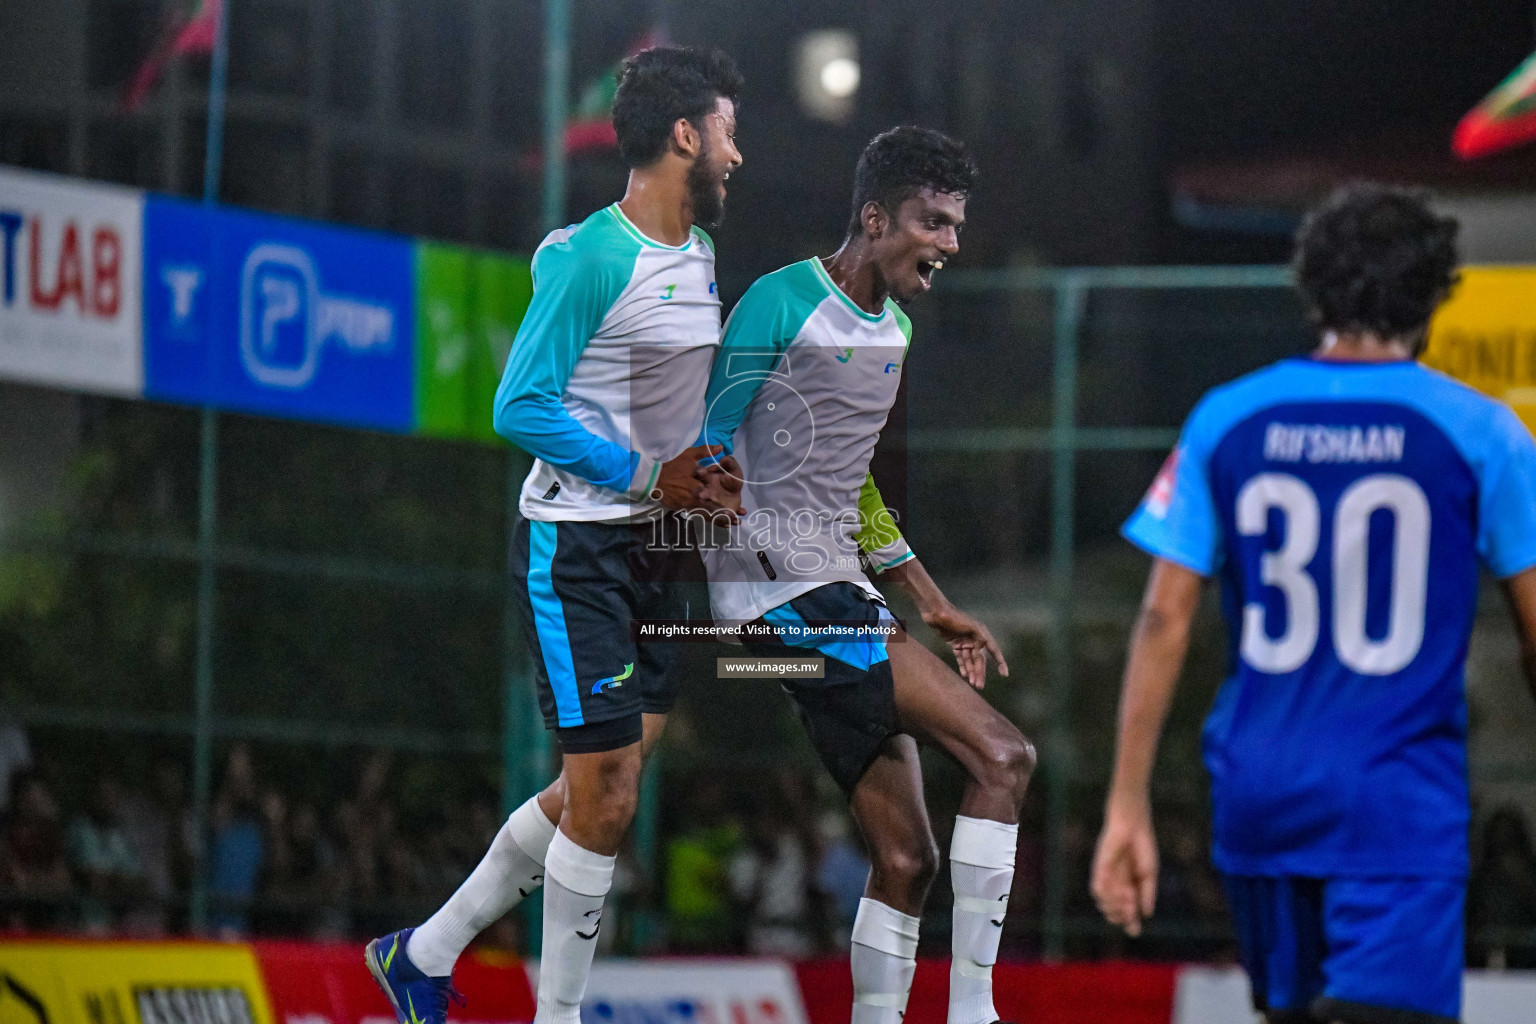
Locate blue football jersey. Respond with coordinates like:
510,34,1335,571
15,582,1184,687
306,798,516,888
1124,358,1536,878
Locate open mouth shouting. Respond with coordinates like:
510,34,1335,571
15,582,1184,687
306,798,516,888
916,257,945,290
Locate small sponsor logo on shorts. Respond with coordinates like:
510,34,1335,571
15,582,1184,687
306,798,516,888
591,662,633,695
757,550,777,580
542,480,561,500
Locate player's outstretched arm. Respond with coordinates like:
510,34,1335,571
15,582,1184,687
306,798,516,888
1505,566,1536,703
881,556,1008,689
1092,556,1203,937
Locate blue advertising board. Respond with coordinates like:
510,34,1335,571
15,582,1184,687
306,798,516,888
143,196,415,432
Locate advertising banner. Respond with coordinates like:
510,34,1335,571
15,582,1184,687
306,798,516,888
794,959,1176,1024
143,196,416,433
0,166,144,397
0,940,276,1024
467,253,532,443
253,942,534,1024
1,166,535,443
574,959,809,1024
414,244,474,439
1425,266,1536,434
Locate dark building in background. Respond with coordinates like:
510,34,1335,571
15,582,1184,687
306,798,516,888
3,0,1534,272
0,0,1164,280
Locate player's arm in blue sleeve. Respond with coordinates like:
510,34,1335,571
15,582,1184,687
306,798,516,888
1477,406,1536,580
1477,407,1536,702
1120,398,1225,577
493,241,658,498
698,279,796,455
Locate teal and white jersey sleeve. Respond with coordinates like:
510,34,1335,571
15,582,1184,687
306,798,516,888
701,259,915,626
495,204,722,522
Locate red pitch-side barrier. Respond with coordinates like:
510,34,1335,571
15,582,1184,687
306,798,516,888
793,959,1178,1024
7,937,1536,1024
255,941,537,1024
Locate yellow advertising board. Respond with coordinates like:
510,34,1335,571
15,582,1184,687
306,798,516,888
0,942,275,1024
1425,266,1536,434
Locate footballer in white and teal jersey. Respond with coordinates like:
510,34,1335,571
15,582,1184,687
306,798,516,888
701,128,1035,1024
1094,185,1536,1024
499,201,723,524
700,254,914,627
367,48,745,1020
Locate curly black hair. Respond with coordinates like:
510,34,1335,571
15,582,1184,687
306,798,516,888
611,46,742,169
1293,183,1459,341
848,126,978,236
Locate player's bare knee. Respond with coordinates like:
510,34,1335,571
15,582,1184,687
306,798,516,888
573,784,638,840
872,835,939,895
974,726,1035,801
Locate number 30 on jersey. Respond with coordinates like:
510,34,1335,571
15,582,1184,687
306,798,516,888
1236,473,1430,676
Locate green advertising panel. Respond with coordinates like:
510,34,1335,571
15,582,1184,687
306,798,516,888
469,253,534,442
415,243,474,439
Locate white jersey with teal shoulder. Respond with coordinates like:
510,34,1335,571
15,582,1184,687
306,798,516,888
700,258,915,626
493,203,721,522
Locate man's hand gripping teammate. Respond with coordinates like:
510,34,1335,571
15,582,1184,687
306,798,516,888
653,444,746,521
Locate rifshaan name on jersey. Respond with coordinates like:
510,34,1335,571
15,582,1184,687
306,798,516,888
699,258,915,626
1124,358,1536,878
493,204,721,522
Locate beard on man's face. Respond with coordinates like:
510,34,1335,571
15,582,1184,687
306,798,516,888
687,138,726,229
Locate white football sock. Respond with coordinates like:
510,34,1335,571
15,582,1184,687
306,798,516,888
407,795,557,977
534,829,615,1024
948,816,1018,1024
850,898,920,1024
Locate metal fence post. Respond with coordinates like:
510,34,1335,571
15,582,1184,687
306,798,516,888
1043,280,1086,959
505,0,573,955
188,0,232,934
188,408,219,932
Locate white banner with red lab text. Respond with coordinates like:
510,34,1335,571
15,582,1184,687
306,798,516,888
0,165,144,396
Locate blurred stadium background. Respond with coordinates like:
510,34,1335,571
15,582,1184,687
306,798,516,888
1,0,1536,1014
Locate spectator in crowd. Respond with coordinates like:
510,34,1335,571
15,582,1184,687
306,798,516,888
116,759,196,933
665,776,740,951
287,799,346,937
207,744,265,937
0,772,72,930
728,771,820,956
1470,806,1536,969
1150,812,1230,961
0,713,31,816
814,810,869,949
1001,785,1047,957
67,775,144,934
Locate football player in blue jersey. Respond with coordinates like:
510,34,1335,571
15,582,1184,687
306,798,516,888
366,46,744,1024
1092,184,1536,1024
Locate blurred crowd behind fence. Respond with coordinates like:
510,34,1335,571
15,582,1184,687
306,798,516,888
3,267,1536,966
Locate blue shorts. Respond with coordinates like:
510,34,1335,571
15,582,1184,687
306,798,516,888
1221,874,1464,1023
